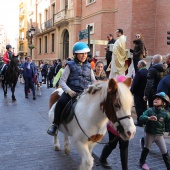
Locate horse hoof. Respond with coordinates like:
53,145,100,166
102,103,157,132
54,145,60,151
65,148,70,155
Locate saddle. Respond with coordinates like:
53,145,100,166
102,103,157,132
60,98,77,127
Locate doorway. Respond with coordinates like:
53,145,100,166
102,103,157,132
63,29,69,59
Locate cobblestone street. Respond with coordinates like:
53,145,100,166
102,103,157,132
0,82,169,170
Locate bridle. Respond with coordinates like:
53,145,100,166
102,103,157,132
110,98,132,134
74,93,132,144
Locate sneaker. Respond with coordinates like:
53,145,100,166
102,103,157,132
33,96,36,100
141,163,149,170
140,137,144,151
25,95,28,99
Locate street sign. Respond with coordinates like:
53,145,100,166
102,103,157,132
79,29,88,40
90,40,108,45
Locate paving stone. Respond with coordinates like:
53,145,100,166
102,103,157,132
0,83,169,170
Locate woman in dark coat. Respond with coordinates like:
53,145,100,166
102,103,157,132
130,33,147,73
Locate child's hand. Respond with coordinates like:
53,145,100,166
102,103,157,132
148,116,157,121
68,90,76,97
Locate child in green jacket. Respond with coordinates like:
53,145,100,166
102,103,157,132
139,92,170,170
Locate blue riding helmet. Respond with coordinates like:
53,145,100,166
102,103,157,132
6,44,12,50
72,42,90,54
153,92,170,105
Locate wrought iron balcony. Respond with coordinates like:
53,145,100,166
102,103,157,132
35,19,54,34
42,19,53,30
54,9,68,26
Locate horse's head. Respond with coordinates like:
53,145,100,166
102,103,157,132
11,55,19,67
101,78,136,140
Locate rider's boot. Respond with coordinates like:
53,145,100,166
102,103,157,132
1,68,4,80
1,65,7,80
47,124,58,136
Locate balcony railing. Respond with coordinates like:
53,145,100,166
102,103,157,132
35,18,54,34
54,9,67,25
42,19,53,30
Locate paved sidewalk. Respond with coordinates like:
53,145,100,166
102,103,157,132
0,82,169,170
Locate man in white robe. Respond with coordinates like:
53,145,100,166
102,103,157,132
109,29,130,78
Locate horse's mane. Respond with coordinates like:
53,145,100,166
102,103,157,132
83,81,108,102
85,80,133,112
117,83,133,110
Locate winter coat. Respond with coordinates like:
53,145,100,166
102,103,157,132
106,38,115,61
67,58,92,93
131,68,148,96
41,64,48,76
3,51,14,64
131,39,145,59
22,61,37,78
53,68,64,87
144,63,168,97
139,107,170,135
157,74,170,99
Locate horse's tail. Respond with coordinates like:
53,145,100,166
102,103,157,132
49,89,62,109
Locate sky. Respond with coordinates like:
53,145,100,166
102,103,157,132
0,0,19,45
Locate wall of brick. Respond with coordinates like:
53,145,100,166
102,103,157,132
33,0,170,62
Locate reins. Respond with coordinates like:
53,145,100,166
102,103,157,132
74,93,132,145
74,113,119,144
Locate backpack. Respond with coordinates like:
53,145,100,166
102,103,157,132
143,45,148,58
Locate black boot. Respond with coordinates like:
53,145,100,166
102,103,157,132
139,147,149,166
99,145,112,168
1,68,5,80
47,124,58,136
162,152,170,170
120,148,128,170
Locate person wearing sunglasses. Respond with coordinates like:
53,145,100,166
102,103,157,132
130,33,147,73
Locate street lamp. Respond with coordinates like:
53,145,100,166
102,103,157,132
28,26,35,57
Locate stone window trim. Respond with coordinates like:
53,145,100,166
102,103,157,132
86,23,94,34
86,0,96,6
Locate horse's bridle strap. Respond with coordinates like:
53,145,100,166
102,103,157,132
118,115,131,121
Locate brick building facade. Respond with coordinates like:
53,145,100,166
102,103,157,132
28,0,170,63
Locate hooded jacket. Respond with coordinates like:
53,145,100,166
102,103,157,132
144,63,168,97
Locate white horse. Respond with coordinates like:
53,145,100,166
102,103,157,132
48,78,136,170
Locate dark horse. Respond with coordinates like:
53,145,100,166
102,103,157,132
2,55,19,101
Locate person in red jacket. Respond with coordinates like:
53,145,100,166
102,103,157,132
0,44,14,79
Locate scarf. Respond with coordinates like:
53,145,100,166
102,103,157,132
27,61,32,70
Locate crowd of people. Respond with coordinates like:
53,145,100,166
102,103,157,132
1,27,170,170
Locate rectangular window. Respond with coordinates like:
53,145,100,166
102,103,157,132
52,3,55,16
65,0,68,8
39,13,42,25
51,34,55,52
45,10,48,21
86,23,94,34
86,0,95,5
44,36,47,53
39,38,41,54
